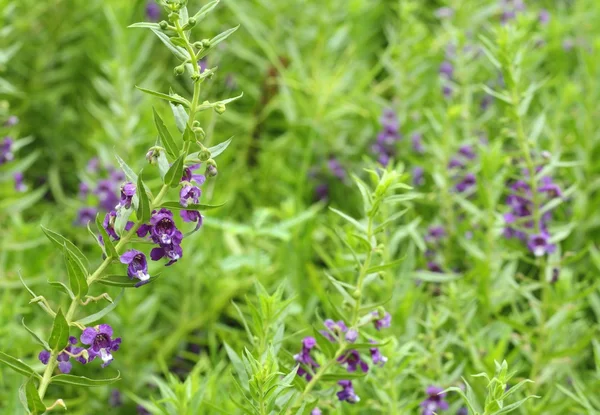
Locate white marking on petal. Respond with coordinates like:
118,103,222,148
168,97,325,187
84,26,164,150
136,271,150,281
100,349,113,364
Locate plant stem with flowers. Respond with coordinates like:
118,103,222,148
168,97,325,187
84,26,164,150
0,1,240,412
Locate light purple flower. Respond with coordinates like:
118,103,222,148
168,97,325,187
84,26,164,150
421,386,449,415
539,9,550,24
181,164,206,184
328,158,346,180
412,133,425,154
337,380,360,403
439,61,454,79
95,179,120,211
80,324,121,368
370,342,388,367
120,250,150,287
345,329,358,343
413,166,425,187
0,137,14,164
14,172,26,192
294,336,319,381
372,311,392,330
117,182,136,209
4,115,18,127
338,350,369,373
527,232,556,257
145,1,161,21
321,319,348,341
76,207,97,226
180,184,201,207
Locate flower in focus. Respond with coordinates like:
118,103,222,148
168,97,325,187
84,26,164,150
38,336,86,374
180,184,201,207
338,350,369,373
117,182,136,209
120,250,150,287
421,386,449,415
337,380,360,403
294,336,319,381
80,324,121,368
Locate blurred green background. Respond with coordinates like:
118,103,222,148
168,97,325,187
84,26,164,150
1,0,600,413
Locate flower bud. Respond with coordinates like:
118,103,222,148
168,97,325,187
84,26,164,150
201,39,211,48
193,41,204,49
198,149,211,162
146,147,160,164
159,20,169,30
214,103,226,115
185,18,196,29
193,127,206,140
352,289,361,299
168,12,179,23
206,164,218,177
174,64,185,76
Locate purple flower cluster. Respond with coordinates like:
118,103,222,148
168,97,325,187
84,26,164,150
294,313,391,405
500,0,525,24
76,158,128,226
372,108,401,166
424,225,446,274
38,325,121,373
503,169,563,257
138,208,184,266
448,145,477,193
310,157,347,202
179,164,205,227
439,57,454,99
0,137,14,164
420,386,449,415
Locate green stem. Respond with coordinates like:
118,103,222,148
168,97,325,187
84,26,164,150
351,216,374,326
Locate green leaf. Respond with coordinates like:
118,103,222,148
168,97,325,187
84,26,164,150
136,173,151,223
47,280,74,299
329,207,364,232
48,309,69,351
136,86,190,107
76,290,124,326
95,213,118,259
25,378,46,414
192,0,220,21
0,351,41,379
51,372,121,387
0,186,48,213
153,108,179,158
183,124,194,142
164,154,185,187
41,226,89,269
18,272,55,317
18,383,31,414
64,245,89,298
207,137,233,158
365,257,405,274
159,201,226,211
312,327,336,358
128,22,161,29
149,29,188,61
208,25,239,50
321,372,367,381
169,98,189,133
224,343,249,389
114,154,138,183
97,274,160,288
21,319,50,350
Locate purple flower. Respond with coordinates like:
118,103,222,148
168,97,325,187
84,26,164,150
539,9,550,24
80,324,121,368
137,405,151,415
337,380,360,403
151,241,183,266
311,409,322,415
198,58,208,73
321,319,347,341
181,164,206,185
443,84,453,99
149,208,179,245
120,250,150,287
38,337,84,374
372,311,392,330
539,177,562,198
370,343,388,366
455,172,477,193
79,182,90,198
4,115,18,127
95,179,120,211
87,157,100,173
109,389,123,407
338,350,369,373
103,210,120,240
412,133,425,154
328,158,346,180
181,210,203,230
439,61,454,79
294,337,319,381
373,108,401,166
428,262,443,273
457,407,468,415
180,184,201,207
421,386,449,415
458,145,476,160
527,232,556,257
117,182,136,209
426,226,446,243
345,329,359,343
145,1,161,21
14,172,26,192
0,137,14,164
76,207,97,226
413,166,425,187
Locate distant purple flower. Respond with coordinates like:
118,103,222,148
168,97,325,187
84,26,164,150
118,182,136,209
95,179,120,211
337,380,360,403
321,319,348,341
448,158,465,169
442,84,453,99
421,386,449,415
434,7,454,19
294,336,319,381
81,324,121,368
4,115,18,127
76,207,97,226
180,184,201,207
0,137,14,164
315,183,329,201
539,9,550,25
455,172,477,193
439,61,454,79
345,329,358,343
137,405,151,415
79,182,90,198
428,262,443,273
527,232,556,257
328,158,346,180
369,341,388,366
457,407,469,415
120,250,150,287
458,145,476,160
372,311,391,330
109,389,123,407
413,166,425,186
412,133,425,154
87,157,100,173
373,108,401,166
563,39,575,51
338,350,369,373
310,409,322,415
539,176,562,198
481,94,494,111
198,58,208,73
426,226,446,243
145,1,161,21
14,172,26,192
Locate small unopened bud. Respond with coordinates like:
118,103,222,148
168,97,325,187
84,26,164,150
206,164,218,177
146,148,160,164
159,20,169,30
174,64,185,76
193,41,204,49
201,39,211,48
192,120,201,128
184,18,196,29
199,149,211,162
168,12,179,23
352,289,361,299
214,103,226,115
194,127,206,140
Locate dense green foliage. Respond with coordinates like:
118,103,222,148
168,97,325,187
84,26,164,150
1,0,600,414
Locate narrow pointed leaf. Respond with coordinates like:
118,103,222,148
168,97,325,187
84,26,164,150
159,201,225,211
95,213,118,259
76,290,124,326
25,378,46,414
136,173,151,223
51,372,121,387
164,154,185,187
64,246,89,298
21,319,50,350
48,309,69,351
114,154,138,183
47,280,75,299
192,0,220,21
41,226,89,269
97,274,160,288
0,351,41,379
136,86,190,107
153,108,178,158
